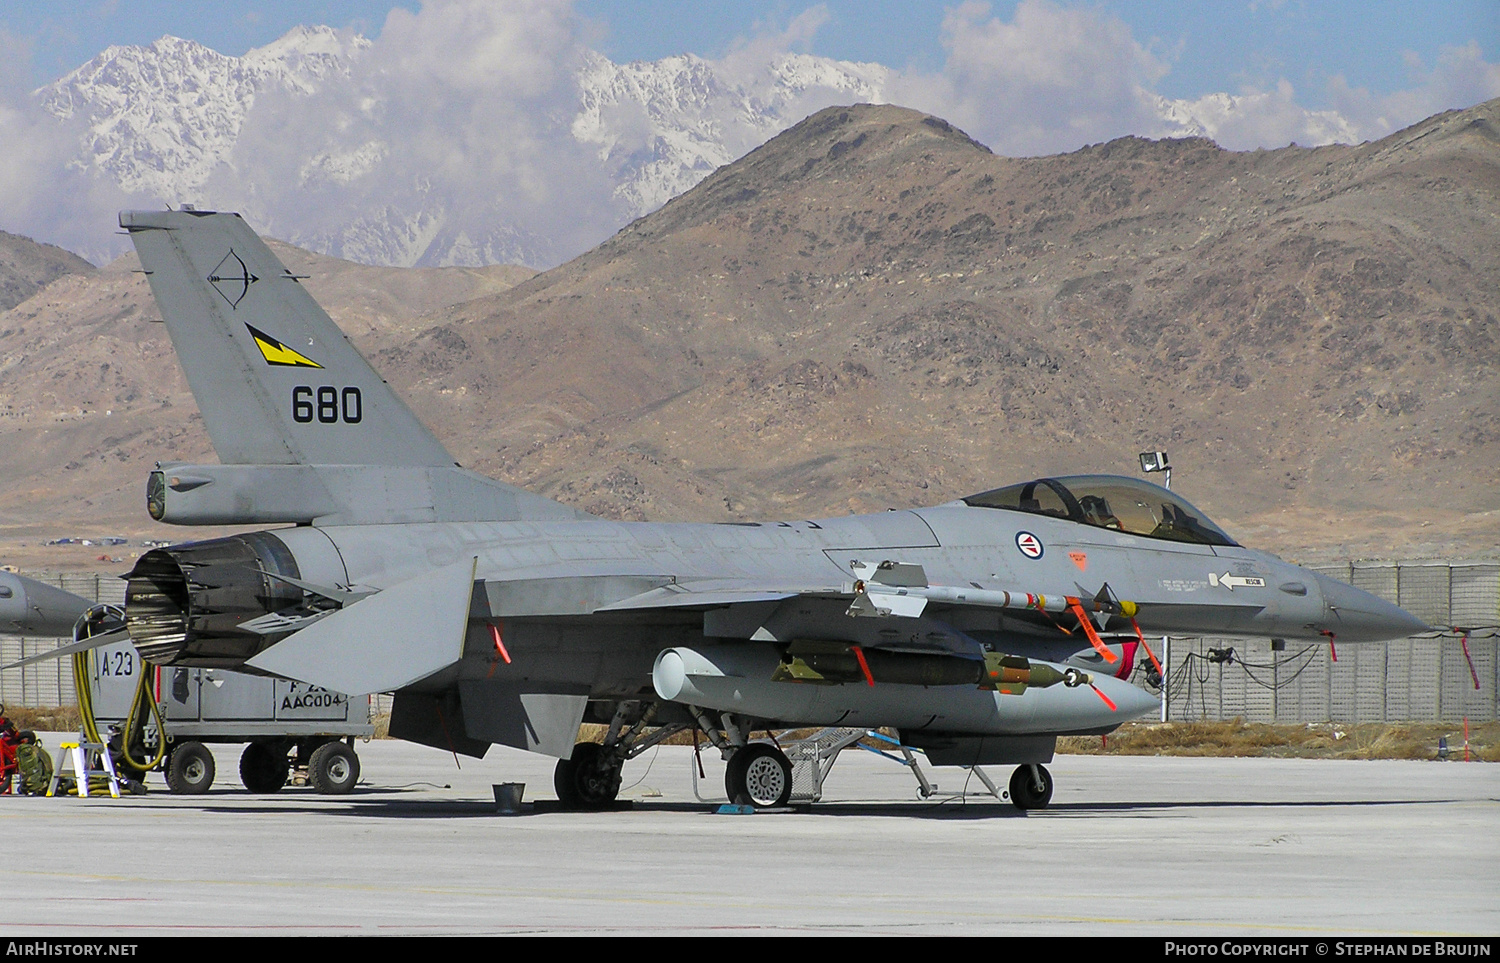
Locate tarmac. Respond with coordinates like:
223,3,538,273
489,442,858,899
7,733,1497,936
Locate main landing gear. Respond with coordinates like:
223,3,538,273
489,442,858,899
687,706,793,810
553,701,690,810
554,742,621,809
724,742,793,808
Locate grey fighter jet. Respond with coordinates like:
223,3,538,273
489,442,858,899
111,210,1426,810
0,573,92,638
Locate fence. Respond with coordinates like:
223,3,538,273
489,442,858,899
1162,562,1499,723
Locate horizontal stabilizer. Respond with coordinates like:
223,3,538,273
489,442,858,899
0,627,130,671
246,557,478,695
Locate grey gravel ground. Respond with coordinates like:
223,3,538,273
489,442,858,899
8,734,1497,936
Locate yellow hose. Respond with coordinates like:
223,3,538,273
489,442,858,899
71,645,165,774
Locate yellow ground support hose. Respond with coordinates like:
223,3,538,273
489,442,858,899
72,630,166,775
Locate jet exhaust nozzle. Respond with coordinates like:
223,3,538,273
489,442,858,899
123,532,303,668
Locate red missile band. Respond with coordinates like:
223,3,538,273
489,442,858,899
1130,616,1164,676
489,622,511,664
1066,597,1119,663
851,645,875,687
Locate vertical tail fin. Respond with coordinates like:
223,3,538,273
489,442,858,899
121,209,454,467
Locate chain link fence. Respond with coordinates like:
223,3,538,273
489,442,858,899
1161,562,1498,723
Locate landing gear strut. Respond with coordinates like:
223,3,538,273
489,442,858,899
1008,763,1053,810
553,701,689,810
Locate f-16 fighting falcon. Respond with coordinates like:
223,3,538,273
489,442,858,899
91,209,1426,810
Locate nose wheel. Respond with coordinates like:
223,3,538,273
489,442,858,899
725,743,793,808
1008,764,1053,810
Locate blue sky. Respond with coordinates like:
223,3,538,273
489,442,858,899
5,0,1496,111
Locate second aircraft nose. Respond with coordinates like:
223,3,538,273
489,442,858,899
1312,573,1430,642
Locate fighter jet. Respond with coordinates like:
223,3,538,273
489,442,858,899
0,572,92,638
108,209,1426,810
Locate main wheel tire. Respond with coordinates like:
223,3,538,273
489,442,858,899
555,742,620,809
726,744,792,808
1008,764,1054,811
308,741,359,795
553,755,580,807
166,742,215,794
239,743,289,793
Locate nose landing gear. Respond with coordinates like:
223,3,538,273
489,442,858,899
1008,763,1053,810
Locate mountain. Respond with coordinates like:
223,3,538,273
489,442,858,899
39,27,370,200
573,50,889,218
33,25,1363,272
388,100,1500,561
0,232,94,312
0,100,1495,573
36,30,890,269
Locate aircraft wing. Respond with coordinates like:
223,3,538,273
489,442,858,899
594,583,837,612
237,556,1258,696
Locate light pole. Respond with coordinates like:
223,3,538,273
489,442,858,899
1140,450,1172,719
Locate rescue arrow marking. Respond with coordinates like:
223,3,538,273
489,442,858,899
1209,572,1266,591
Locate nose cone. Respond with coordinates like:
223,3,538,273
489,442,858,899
0,573,93,637
1313,573,1430,642
1091,671,1161,721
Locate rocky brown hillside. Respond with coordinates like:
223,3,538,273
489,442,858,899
402,99,1499,562
0,100,1495,572
0,231,94,313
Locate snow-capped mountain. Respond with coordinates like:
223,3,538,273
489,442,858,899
32,24,1359,269
36,26,897,267
573,51,890,217
41,27,369,201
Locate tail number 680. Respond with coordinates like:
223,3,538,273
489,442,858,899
292,386,363,424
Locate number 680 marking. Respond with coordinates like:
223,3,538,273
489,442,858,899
292,386,363,424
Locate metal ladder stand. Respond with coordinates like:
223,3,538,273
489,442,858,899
47,735,122,799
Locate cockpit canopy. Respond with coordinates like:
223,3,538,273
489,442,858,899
961,474,1238,547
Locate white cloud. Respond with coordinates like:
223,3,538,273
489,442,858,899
205,0,624,266
1157,82,1360,150
2,0,1498,268
888,1,1499,154
1325,41,1500,141
0,30,138,263
888,0,1172,156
